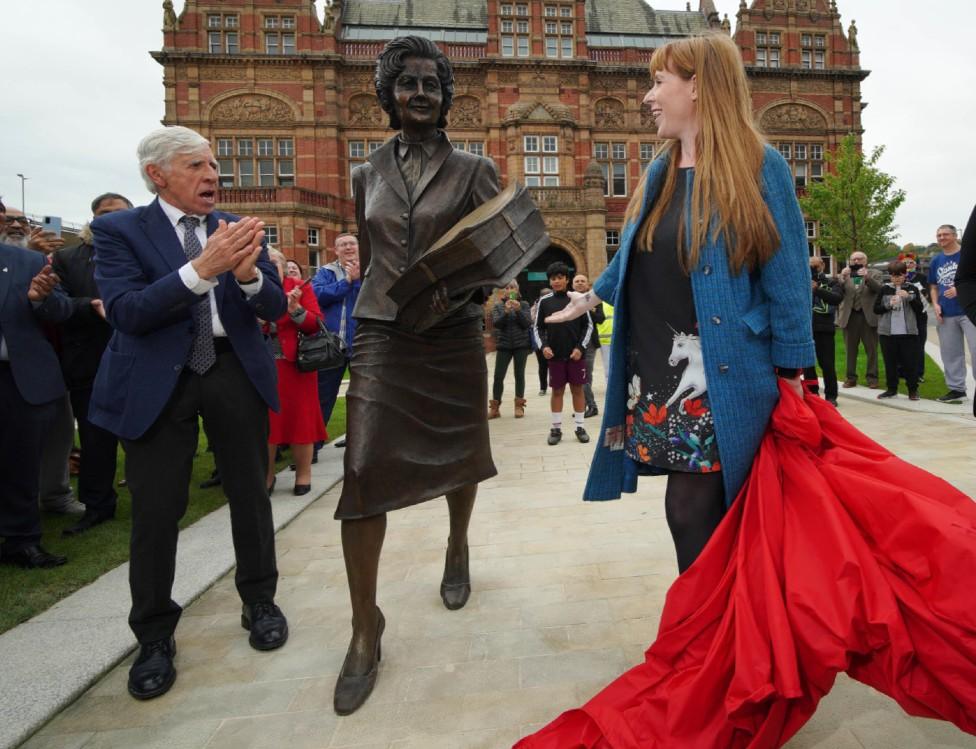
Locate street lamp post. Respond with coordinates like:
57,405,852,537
15,173,28,214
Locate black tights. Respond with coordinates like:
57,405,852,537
664,471,726,574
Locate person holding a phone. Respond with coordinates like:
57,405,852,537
836,250,883,388
489,280,532,418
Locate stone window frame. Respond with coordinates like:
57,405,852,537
215,136,295,188
593,141,628,197
206,13,240,54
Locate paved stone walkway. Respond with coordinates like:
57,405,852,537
21,356,976,749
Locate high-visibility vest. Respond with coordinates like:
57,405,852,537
598,302,614,347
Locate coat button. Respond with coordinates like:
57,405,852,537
711,315,721,324
400,239,407,247
718,364,729,373
173,364,182,371
398,266,406,273
401,212,409,220
702,264,712,275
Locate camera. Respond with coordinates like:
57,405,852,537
811,269,828,285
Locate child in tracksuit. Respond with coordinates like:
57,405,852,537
532,262,593,445
873,260,924,400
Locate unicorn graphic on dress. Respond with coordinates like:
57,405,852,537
664,329,707,411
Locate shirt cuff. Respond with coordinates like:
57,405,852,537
238,268,263,297
179,262,218,295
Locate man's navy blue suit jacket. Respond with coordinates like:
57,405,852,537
89,199,286,440
0,242,71,404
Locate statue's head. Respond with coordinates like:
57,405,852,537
374,35,454,131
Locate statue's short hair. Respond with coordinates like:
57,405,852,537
137,126,211,194
374,35,454,131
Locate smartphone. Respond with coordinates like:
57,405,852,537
41,216,62,237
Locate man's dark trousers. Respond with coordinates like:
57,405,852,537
804,330,838,400
70,386,118,516
844,309,879,384
124,347,277,644
0,364,55,550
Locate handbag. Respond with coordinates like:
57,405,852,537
296,318,347,372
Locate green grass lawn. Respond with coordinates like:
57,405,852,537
828,329,947,400
0,397,347,635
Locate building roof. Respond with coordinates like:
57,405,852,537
340,1,709,38
585,0,710,37
341,0,487,30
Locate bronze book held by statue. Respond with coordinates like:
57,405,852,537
387,181,550,332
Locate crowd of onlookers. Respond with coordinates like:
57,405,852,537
0,192,362,570
3,183,974,572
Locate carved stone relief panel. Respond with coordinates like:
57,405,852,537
201,66,246,81
594,98,625,129
210,94,295,123
257,67,302,82
348,93,384,127
760,102,828,131
450,96,482,128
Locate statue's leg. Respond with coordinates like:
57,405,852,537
334,514,386,714
442,484,477,610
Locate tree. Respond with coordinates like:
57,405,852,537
800,133,906,264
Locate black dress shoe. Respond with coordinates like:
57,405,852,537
547,428,562,446
293,483,311,496
241,601,289,651
584,404,599,418
440,540,470,610
128,637,176,700
334,609,384,716
0,543,67,569
334,436,347,448
575,426,590,443
62,509,115,537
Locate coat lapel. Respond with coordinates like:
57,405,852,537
140,198,189,273
0,245,16,314
368,140,410,207
409,136,454,206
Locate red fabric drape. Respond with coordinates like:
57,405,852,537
516,383,976,748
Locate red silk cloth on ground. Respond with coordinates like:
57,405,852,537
515,383,976,748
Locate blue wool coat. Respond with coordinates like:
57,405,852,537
587,145,815,505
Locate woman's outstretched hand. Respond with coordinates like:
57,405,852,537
544,290,603,324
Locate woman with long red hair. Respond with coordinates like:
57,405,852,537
516,33,976,748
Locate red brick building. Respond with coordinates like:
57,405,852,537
153,0,865,286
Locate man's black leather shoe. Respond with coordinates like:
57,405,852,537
128,637,176,700
242,601,289,651
584,404,599,418
62,509,115,537
334,436,347,448
0,544,67,569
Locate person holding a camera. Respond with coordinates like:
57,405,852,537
489,280,532,419
836,250,884,388
803,256,843,405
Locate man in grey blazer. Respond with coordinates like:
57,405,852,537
836,251,883,388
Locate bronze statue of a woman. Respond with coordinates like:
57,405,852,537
332,36,501,715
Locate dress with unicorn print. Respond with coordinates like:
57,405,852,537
624,167,720,474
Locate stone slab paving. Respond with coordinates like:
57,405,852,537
19,355,976,749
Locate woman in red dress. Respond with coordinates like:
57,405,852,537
266,250,327,496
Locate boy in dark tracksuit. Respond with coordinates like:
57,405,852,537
873,260,924,400
803,257,844,404
533,262,593,445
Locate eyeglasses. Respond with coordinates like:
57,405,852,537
3,216,29,225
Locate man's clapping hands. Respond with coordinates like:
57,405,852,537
190,217,265,283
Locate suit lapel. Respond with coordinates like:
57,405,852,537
0,245,15,314
369,140,410,206
140,198,189,273
410,136,453,206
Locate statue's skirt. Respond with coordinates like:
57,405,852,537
335,316,497,520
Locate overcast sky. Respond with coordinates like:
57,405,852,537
1,1,973,244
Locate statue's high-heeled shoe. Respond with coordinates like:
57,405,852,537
440,539,470,610
334,608,384,716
